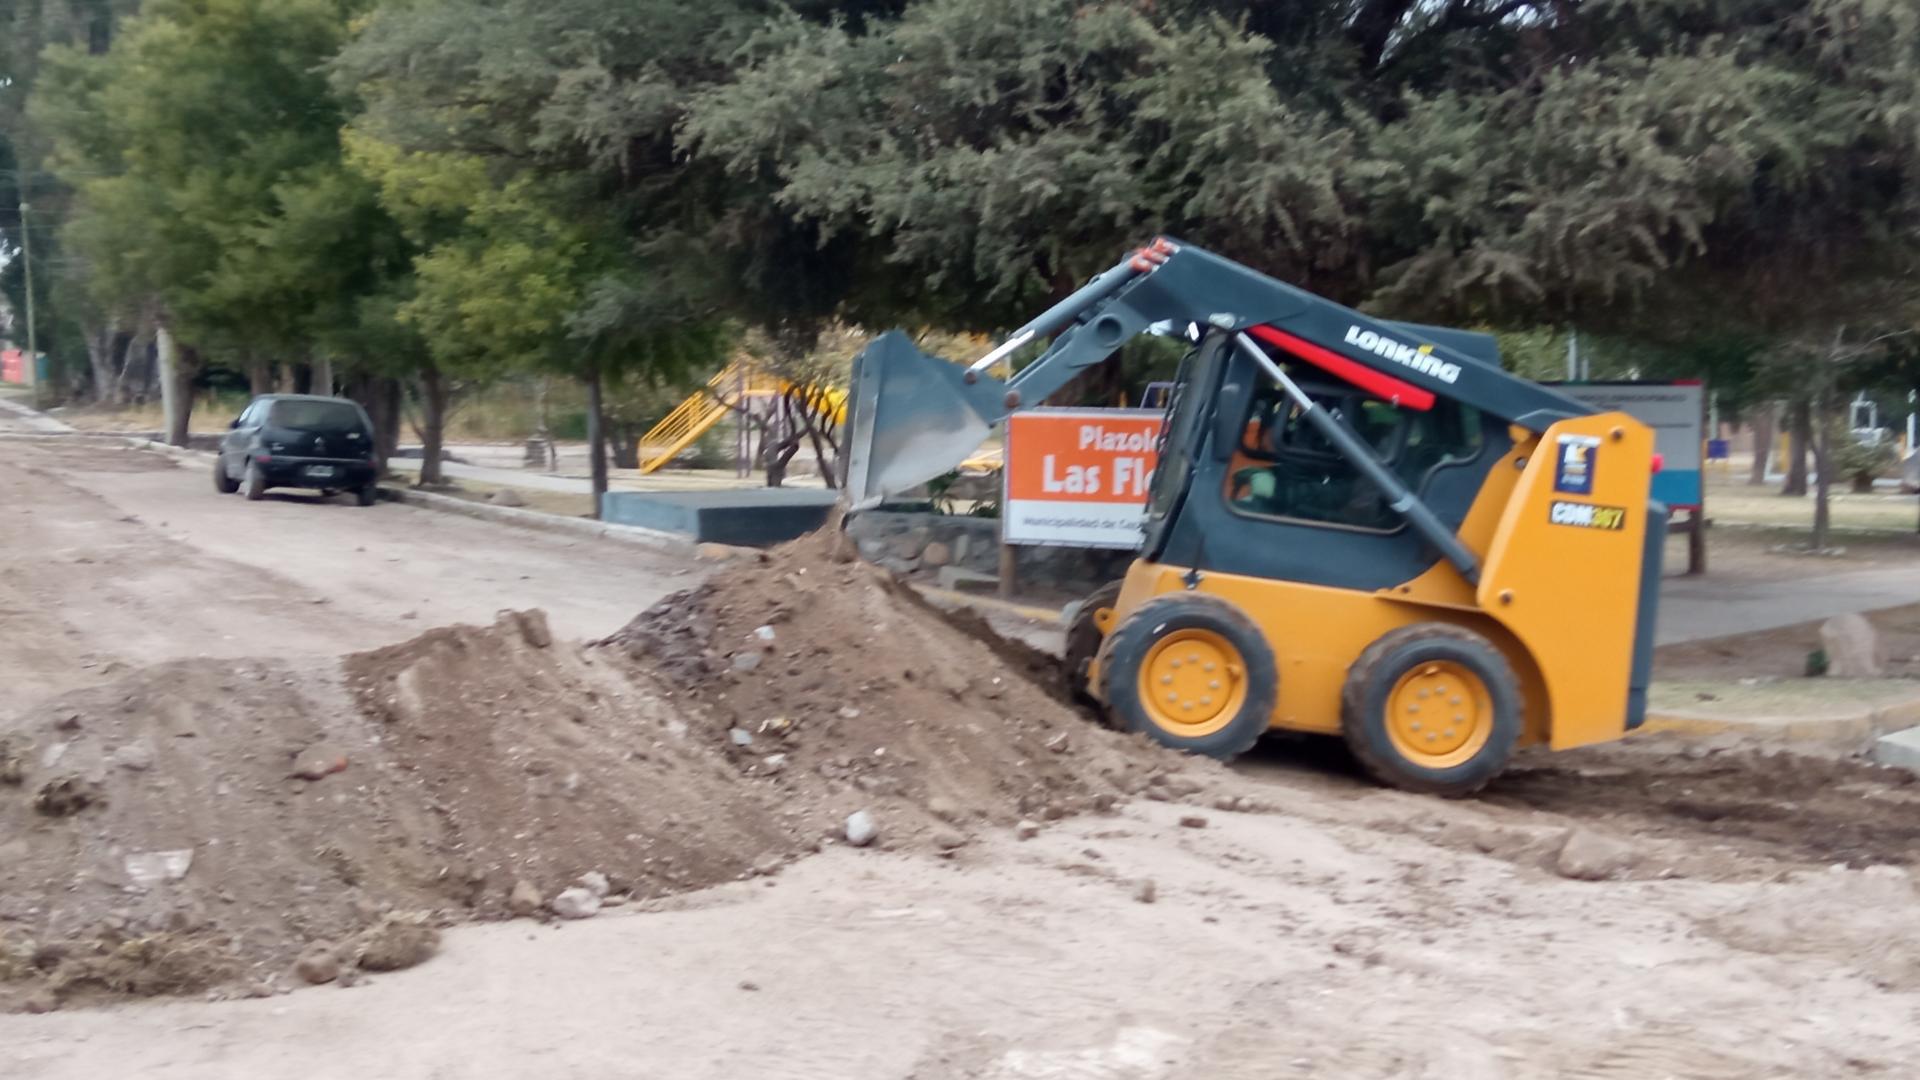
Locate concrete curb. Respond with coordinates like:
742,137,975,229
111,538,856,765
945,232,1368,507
0,394,75,433
378,485,696,556
915,586,1066,625
1640,693,1920,745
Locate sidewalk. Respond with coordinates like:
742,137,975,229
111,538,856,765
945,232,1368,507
1657,567,1920,645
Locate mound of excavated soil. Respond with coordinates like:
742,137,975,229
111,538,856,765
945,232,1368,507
595,536,1201,831
0,536,1205,1011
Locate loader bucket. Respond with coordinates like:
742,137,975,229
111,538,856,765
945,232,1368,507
842,330,1012,509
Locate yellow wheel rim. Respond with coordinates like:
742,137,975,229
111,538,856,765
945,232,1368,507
1385,660,1493,769
1137,628,1247,738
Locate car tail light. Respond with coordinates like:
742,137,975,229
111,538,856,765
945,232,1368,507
1651,453,1664,474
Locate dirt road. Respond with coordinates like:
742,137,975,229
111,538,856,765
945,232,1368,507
0,428,696,716
4,430,1920,1078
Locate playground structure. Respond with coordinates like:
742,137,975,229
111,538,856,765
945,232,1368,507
636,361,848,475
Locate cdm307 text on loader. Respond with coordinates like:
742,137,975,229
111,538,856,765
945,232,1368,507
840,239,1665,796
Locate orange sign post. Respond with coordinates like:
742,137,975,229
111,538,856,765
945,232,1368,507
1002,408,1164,548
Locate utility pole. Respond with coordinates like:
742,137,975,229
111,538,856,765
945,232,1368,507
19,198,42,407
1566,329,1580,381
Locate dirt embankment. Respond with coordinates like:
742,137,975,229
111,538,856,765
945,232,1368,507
0,536,1202,1010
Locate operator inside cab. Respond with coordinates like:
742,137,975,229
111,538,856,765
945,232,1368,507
1227,366,1486,533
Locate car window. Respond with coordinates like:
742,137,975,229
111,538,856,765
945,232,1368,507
237,402,263,427
269,400,365,433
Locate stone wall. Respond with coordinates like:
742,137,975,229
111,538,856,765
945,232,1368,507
846,510,1133,589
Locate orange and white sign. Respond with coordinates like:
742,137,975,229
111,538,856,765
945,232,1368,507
1003,408,1163,548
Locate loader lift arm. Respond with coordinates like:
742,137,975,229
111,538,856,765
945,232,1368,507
843,237,1593,511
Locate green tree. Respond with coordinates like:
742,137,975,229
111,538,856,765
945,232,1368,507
1,0,142,400
30,0,385,442
333,0,740,507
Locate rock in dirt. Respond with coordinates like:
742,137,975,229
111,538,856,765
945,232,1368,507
921,541,953,568
578,871,611,899
0,739,24,785
1046,732,1071,753
124,849,194,888
729,728,754,747
33,776,99,817
508,880,544,918
1821,613,1883,677
931,827,968,851
927,796,961,823
1554,829,1636,881
111,740,156,772
355,914,440,972
695,542,752,563
488,489,527,508
510,609,553,649
1133,878,1158,904
845,810,879,848
550,887,602,920
1016,820,1041,841
294,945,341,985
22,989,59,1014
289,745,349,781
1179,815,1209,829
731,651,764,674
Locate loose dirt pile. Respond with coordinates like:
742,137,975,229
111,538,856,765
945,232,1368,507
596,534,1200,829
0,535,1202,1011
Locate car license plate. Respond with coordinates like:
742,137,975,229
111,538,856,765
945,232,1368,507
306,466,338,480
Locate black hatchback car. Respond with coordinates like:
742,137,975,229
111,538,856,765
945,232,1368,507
214,394,380,505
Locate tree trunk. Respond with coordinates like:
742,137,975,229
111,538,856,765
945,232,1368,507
311,355,334,398
1812,400,1833,550
608,423,640,469
83,327,113,403
277,362,296,394
372,377,402,470
248,357,271,396
113,317,152,405
417,366,449,487
1782,397,1811,496
586,364,607,520
156,326,195,447
1747,405,1774,485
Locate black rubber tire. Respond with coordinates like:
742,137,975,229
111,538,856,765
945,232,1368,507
1062,580,1123,705
355,483,378,507
241,462,268,502
1340,623,1521,797
213,458,239,494
1098,593,1277,760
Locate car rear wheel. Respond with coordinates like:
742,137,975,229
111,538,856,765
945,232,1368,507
213,458,239,494
241,462,268,501
356,482,378,507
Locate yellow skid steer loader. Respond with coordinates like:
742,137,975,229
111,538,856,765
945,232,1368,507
842,239,1664,795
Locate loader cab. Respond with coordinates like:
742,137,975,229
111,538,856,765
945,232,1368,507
1142,330,1512,591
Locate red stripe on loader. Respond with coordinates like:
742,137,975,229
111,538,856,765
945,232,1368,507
1247,324,1436,412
